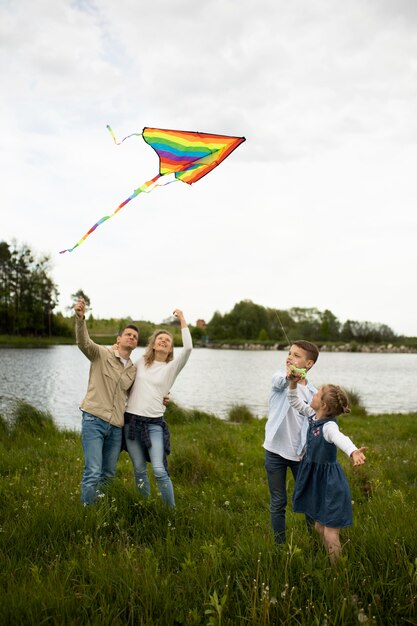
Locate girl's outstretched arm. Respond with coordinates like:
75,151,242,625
351,447,367,465
324,422,366,461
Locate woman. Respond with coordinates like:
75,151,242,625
124,309,192,506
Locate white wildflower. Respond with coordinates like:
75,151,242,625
358,609,368,623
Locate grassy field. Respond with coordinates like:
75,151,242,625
0,400,416,625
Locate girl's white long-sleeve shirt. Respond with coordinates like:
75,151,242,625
126,327,193,418
288,388,357,458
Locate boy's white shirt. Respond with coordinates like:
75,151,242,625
263,370,316,460
272,384,310,461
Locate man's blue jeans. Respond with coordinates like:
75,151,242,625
124,421,175,507
81,412,122,505
265,449,313,544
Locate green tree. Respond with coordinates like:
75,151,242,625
69,289,91,310
228,300,270,339
258,328,269,341
206,310,228,340
288,307,321,340
0,240,59,336
318,309,341,341
0,241,12,332
341,319,396,343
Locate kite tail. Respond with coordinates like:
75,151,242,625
59,174,161,254
107,124,142,145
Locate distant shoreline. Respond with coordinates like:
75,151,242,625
1,337,416,354
199,342,417,354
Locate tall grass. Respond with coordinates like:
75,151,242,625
1,401,416,625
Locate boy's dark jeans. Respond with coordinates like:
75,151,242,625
265,449,313,543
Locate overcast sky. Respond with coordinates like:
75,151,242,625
1,0,416,335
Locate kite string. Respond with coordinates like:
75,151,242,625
274,310,291,346
106,125,142,145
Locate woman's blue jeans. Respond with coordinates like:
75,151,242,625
265,449,313,544
124,421,175,507
81,412,122,505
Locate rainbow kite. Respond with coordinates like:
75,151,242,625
60,126,246,253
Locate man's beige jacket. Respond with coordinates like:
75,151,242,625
76,319,137,427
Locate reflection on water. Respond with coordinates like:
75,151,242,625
0,346,416,430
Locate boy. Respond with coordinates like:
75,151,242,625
263,340,319,544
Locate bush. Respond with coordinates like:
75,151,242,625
345,388,367,416
11,401,58,436
227,404,255,423
165,401,215,425
0,414,9,438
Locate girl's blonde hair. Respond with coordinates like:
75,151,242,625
144,329,174,366
321,384,351,417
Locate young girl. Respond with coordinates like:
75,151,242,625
287,376,366,564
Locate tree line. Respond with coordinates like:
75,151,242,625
0,240,404,343
204,300,398,344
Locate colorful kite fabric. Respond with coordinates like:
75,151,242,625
59,126,245,253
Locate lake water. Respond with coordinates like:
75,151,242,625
0,346,416,430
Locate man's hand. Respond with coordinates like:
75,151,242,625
163,393,170,406
74,299,86,320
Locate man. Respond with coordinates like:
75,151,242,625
263,340,319,544
74,298,138,504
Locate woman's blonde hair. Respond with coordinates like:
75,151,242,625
321,384,351,417
144,329,174,366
